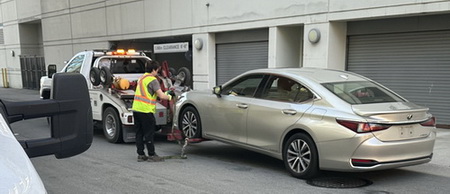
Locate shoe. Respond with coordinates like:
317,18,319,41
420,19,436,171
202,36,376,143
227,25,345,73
137,155,148,162
148,155,164,162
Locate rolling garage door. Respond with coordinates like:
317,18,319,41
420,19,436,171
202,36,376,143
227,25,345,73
347,30,450,125
216,41,268,85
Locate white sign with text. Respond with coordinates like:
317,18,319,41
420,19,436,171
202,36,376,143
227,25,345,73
153,42,189,53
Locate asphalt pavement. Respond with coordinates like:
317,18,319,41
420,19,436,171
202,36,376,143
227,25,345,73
0,87,41,101
2,87,450,194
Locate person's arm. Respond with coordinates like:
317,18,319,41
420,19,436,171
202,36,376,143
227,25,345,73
148,79,172,100
156,89,171,100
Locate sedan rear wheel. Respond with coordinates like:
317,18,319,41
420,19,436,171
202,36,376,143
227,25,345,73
283,133,319,179
179,106,202,138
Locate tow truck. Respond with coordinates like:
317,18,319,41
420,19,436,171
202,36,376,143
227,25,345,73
40,49,190,143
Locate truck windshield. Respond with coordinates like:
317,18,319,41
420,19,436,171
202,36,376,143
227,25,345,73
100,58,147,74
322,81,406,105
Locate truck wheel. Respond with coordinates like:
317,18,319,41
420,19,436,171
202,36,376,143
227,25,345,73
169,67,176,78
177,67,191,87
100,67,113,86
103,107,123,143
283,133,319,179
90,68,101,86
179,106,202,138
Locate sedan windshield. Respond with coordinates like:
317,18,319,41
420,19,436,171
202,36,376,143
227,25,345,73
322,81,405,104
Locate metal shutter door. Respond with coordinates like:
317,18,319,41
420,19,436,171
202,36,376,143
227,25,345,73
216,41,268,85
347,30,450,125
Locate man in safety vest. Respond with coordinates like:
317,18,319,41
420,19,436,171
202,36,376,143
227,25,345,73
132,60,174,162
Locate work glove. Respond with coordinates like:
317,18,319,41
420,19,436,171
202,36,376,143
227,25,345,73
164,90,175,101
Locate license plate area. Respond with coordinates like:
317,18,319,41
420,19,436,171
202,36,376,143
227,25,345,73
372,124,430,141
398,125,414,138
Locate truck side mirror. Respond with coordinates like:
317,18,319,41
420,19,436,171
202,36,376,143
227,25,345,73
0,73,93,158
48,64,57,78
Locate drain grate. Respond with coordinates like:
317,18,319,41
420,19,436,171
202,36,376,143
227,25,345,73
306,177,372,188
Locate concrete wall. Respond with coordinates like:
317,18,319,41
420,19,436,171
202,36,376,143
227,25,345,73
269,26,303,69
16,0,41,21
1,0,42,88
38,0,450,67
192,33,215,89
1,0,450,88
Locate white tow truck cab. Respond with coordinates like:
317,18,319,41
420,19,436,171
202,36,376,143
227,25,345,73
40,49,178,143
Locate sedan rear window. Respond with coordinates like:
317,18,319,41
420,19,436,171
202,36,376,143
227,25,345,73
322,81,405,104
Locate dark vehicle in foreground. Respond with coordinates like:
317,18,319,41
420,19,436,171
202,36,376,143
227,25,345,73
0,73,93,192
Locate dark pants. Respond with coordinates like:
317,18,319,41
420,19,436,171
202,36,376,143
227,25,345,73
133,111,156,156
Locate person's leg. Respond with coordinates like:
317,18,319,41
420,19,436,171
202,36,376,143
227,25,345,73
133,112,146,157
144,113,164,162
142,113,156,156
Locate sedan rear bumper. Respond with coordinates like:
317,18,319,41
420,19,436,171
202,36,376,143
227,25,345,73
350,154,432,170
319,131,436,172
350,131,435,170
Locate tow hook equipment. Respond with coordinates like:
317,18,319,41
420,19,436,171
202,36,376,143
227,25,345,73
163,137,189,160
165,128,189,159
164,128,206,159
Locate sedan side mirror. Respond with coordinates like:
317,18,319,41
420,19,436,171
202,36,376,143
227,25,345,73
0,73,93,158
213,86,222,97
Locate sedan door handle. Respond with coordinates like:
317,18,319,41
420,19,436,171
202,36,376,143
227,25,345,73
236,103,248,109
282,109,297,115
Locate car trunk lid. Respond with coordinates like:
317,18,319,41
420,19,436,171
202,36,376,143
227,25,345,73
352,102,433,141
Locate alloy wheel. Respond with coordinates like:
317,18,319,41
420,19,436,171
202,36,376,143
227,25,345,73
181,111,197,138
287,139,311,173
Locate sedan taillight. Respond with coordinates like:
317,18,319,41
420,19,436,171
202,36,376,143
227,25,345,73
420,117,436,127
336,119,391,133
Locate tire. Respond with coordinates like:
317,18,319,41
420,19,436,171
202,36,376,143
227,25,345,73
283,133,319,179
100,66,113,86
90,68,101,86
102,107,123,143
41,88,51,99
177,67,192,87
169,67,176,78
179,106,202,138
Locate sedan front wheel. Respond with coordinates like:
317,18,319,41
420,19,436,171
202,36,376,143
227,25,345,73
179,106,202,138
283,133,319,179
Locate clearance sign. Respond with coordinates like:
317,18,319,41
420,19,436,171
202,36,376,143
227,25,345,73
153,42,189,53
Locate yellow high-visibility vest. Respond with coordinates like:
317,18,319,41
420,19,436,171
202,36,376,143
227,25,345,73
132,73,157,113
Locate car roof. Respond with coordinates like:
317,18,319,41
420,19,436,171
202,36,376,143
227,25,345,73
245,67,368,83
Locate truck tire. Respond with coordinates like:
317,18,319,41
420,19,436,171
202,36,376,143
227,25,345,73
100,66,113,86
102,107,123,143
41,88,51,99
177,67,191,87
90,68,101,86
179,106,202,138
169,67,176,78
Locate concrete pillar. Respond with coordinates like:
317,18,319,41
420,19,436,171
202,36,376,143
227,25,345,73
192,33,216,90
268,26,303,68
303,22,347,70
